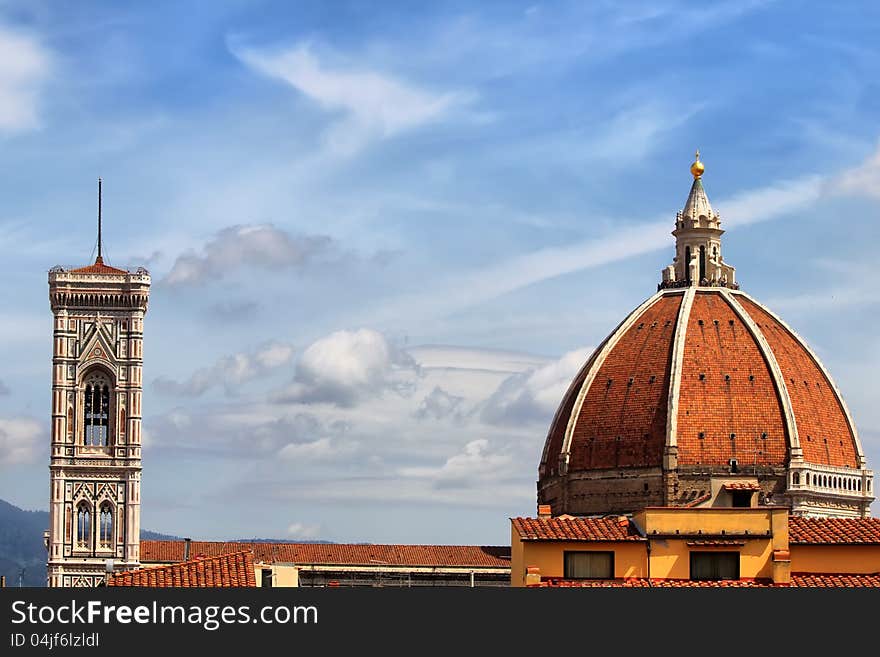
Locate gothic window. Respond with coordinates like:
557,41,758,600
76,502,91,548
82,369,113,446
99,503,113,548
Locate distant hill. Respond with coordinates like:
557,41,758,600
0,499,180,587
229,538,332,544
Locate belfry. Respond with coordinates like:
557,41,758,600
46,180,151,587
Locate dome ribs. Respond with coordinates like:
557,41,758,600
568,294,682,471
736,296,859,468
676,292,788,467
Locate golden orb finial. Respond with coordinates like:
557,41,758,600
690,149,704,178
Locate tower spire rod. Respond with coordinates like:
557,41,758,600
97,177,103,263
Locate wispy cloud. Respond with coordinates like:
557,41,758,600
0,25,50,133
153,341,295,397
230,42,467,155
828,141,880,200
367,170,829,324
163,224,332,287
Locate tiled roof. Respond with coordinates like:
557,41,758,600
511,517,643,542
539,290,863,505
683,493,712,507
676,292,788,467
141,541,511,567
790,573,880,587
532,578,773,587
70,257,128,275
722,482,761,491
788,517,880,544
738,296,859,468
108,551,256,587
567,294,683,472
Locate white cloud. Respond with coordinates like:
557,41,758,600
481,346,592,426
400,439,513,489
0,26,50,133
154,341,295,397
828,142,880,200
163,224,332,286
286,522,320,539
273,328,418,407
279,437,333,460
0,417,42,466
231,42,464,155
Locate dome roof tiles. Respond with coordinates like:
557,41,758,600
541,288,864,479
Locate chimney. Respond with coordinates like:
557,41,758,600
525,566,541,587
537,504,552,519
1,575,5,587
184,538,191,561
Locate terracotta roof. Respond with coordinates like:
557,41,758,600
539,288,864,515
788,517,880,544
722,482,761,491
683,493,712,507
790,573,880,587
140,541,511,568
511,517,643,542
567,294,683,472
532,577,773,587
532,574,880,588
107,551,256,587
70,257,128,275
738,296,859,468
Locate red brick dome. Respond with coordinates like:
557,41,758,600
537,157,873,518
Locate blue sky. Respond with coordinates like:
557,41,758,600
0,0,878,543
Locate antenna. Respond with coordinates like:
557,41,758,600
97,177,103,263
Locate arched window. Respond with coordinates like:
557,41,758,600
82,370,113,446
685,246,692,284
699,245,706,282
792,472,800,486
76,502,91,548
805,473,810,486
99,503,113,548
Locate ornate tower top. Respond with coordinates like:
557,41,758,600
659,151,737,290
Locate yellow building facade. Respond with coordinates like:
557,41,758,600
511,505,880,587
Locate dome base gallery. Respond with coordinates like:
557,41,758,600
537,154,874,519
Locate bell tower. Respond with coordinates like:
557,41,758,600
46,180,151,587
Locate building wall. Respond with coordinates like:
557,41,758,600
511,535,646,587
790,545,880,574
648,538,773,579
256,564,299,587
